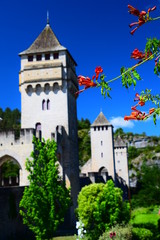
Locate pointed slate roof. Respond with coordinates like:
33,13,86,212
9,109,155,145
91,112,112,127
19,24,66,55
114,136,127,148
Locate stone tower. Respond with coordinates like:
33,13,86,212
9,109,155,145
19,21,79,213
81,112,116,180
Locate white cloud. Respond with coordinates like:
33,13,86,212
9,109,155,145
109,116,135,130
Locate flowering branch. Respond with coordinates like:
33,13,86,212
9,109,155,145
76,3,160,124
124,90,160,124
128,5,157,35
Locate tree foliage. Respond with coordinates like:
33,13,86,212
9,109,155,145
0,107,21,131
2,160,19,178
76,180,130,240
133,164,160,207
78,118,91,166
19,137,71,240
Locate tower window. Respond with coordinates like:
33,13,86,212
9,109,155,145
45,53,50,60
94,127,96,131
101,152,103,158
42,100,46,110
98,127,100,131
28,55,33,62
102,126,104,131
36,122,41,131
36,54,42,61
54,52,59,59
47,99,50,110
105,126,108,130
101,141,103,146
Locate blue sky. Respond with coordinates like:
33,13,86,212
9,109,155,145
0,0,160,136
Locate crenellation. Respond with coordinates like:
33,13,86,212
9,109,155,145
0,128,35,145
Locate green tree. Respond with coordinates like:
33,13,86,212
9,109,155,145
114,128,125,138
76,180,130,240
78,118,90,130
78,118,91,166
2,160,19,178
0,107,21,133
19,137,71,240
133,164,160,207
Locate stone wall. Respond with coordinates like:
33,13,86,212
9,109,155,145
0,129,34,186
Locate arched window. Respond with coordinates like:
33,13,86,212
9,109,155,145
36,123,41,131
42,100,46,110
47,99,50,110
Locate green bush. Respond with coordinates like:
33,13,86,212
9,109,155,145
76,180,130,240
99,224,132,240
132,227,153,240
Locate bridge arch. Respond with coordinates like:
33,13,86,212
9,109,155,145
0,150,23,187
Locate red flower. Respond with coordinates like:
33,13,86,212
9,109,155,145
128,5,140,16
78,76,97,88
75,75,97,96
128,5,156,35
95,66,103,79
124,110,146,121
124,94,155,121
149,108,155,114
75,66,103,96
131,49,145,61
134,93,145,106
109,232,116,238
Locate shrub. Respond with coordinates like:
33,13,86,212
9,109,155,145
99,224,132,240
76,180,130,240
132,227,153,240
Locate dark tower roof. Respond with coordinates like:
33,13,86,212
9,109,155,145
114,136,127,148
19,24,66,55
91,111,112,127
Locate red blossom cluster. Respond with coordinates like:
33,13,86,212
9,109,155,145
109,232,116,239
124,93,155,121
131,48,152,63
128,5,156,35
75,66,103,96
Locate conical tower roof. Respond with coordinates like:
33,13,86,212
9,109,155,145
91,111,112,127
114,136,127,148
19,24,66,55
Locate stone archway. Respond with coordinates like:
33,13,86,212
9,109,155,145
0,155,22,187
99,166,108,173
99,166,108,182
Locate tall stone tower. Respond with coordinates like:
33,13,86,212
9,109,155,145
19,21,79,214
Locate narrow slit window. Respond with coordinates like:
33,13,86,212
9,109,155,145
42,100,46,110
101,152,103,158
47,99,50,110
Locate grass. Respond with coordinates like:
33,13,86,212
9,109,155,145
52,236,76,240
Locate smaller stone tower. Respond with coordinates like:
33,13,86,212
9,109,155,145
114,137,129,186
81,112,116,180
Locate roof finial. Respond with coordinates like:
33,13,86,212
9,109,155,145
47,11,50,25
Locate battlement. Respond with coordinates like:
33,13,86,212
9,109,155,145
0,128,35,146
